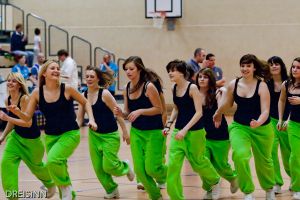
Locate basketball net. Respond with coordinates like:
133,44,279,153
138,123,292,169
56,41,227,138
152,11,166,29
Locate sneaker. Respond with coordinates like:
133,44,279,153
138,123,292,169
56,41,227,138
211,181,221,200
124,160,135,181
157,183,166,189
293,192,300,200
273,184,282,194
244,193,255,200
266,189,275,200
60,185,72,200
203,191,213,200
230,178,239,194
46,186,56,198
104,188,120,199
137,182,145,190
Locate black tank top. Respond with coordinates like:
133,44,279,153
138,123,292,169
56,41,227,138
127,82,163,130
84,89,118,133
8,95,40,139
267,80,289,120
202,101,229,140
173,82,204,130
233,78,270,126
285,82,300,122
39,83,79,135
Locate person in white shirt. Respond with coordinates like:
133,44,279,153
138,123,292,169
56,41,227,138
33,28,42,65
57,49,79,90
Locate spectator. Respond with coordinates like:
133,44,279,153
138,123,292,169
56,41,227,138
12,55,30,80
57,49,79,89
33,28,42,65
30,53,46,92
10,24,34,67
187,48,206,74
100,54,118,96
206,53,226,87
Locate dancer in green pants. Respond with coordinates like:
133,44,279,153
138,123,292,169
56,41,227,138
196,68,238,199
77,66,134,199
115,56,167,200
214,54,275,200
8,60,97,200
278,57,300,200
267,56,291,194
164,60,220,200
0,72,55,199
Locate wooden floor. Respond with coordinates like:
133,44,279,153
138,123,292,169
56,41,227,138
0,119,293,200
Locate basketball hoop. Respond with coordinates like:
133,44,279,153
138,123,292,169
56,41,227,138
152,11,166,29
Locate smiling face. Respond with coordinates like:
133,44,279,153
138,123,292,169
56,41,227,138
240,62,256,78
43,62,60,81
7,76,21,93
85,69,99,88
269,62,281,76
124,61,140,81
168,68,184,83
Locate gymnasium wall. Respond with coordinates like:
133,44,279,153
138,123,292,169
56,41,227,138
10,0,300,103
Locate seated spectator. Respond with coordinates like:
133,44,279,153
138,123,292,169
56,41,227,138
100,54,118,96
12,55,30,80
10,24,34,67
205,53,226,87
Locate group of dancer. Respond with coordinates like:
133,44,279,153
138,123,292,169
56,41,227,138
0,53,299,200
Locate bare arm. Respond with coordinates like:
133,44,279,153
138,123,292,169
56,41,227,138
216,78,226,87
159,93,167,126
76,93,86,127
278,81,287,123
255,82,270,126
66,86,97,130
102,89,130,144
141,82,162,116
215,80,235,115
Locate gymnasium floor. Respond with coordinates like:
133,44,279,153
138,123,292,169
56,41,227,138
0,118,292,200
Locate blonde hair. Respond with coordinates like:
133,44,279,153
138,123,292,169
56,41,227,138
38,60,60,87
7,72,29,96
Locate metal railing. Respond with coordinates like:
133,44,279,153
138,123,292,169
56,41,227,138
71,35,92,67
3,3,24,30
117,57,126,90
48,24,69,56
26,13,47,56
94,46,116,67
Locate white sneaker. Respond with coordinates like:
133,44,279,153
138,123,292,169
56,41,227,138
60,185,72,200
230,178,239,194
273,184,282,194
137,182,145,190
203,191,212,200
244,193,255,200
124,160,135,181
211,181,221,200
293,192,300,200
46,186,56,198
157,183,166,189
266,189,275,200
104,188,120,199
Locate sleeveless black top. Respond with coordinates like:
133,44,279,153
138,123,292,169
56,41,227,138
173,82,204,130
127,82,163,130
285,82,300,122
85,89,118,133
203,100,229,140
233,78,270,126
8,95,40,139
267,80,289,120
39,83,79,135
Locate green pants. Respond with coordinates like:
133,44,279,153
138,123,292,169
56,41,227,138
288,120,300,192
229,121,275,193
1,131,54,199
205,139,237,182
130,127,167,200
45,129,80,187
167,129,220,200
270,117,291,186
89,130,129,194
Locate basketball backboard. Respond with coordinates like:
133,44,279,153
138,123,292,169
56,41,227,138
145,0,182,18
